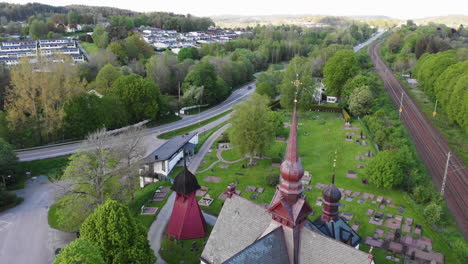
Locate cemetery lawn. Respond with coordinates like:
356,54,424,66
160,226,213,264
195,111,461,264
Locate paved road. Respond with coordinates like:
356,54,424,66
0,177,75,264
16,81,256,162
353,30,385,52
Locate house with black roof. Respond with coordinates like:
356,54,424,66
139,131,198,187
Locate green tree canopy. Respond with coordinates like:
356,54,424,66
255,82,276,100
63,94,129,138
177,47,199,62
0,137,19,185
348,86,373,117
231,93,275,164
80,200,156,264
93,64,123,94
280,56,315,110
182,61,229,105
107,42,128,64
323,49,359,97
92,25,109,49
110,74,160,122
54,238,105,264
365,150,404,189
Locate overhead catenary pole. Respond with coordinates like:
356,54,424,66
441,151,451,197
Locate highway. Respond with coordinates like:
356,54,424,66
16,81,256,161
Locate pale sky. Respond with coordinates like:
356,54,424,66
4,0,468,19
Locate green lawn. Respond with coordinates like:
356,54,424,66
396,75,467,165
160,226,213,264
194,111,462,264
18,155,70,181
158,110,232,140
80,42,99,54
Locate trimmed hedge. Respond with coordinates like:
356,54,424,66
342,109,351,122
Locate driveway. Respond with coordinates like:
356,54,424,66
0,177,75,264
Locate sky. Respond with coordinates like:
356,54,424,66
4,0,468,19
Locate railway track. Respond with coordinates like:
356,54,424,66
369,42,468,239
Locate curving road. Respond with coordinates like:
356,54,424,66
15,81,257,161
369,42,468,239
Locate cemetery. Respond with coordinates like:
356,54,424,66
188,111,452,263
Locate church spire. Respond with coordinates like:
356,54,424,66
278,88,304,204
321,152,342,221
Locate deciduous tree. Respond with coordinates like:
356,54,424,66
323,49,359,97
110,74,160,122
80,200,156,264
54,239,105,264
365,150,404,189
92,25,109,49
231,93,275,164
348,86,373,117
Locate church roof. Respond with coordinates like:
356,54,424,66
311,217,362,247
201,195,272,264
299,224,370,264
171,166,201,195
202,195,370,264
322,184,342,202
222,227,289,264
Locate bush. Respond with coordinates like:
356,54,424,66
218,133,230,143
0,190,22,211
265,174,280,187
412,184,434,204
271,157,282,164
424,203,442,225
453,238,468,261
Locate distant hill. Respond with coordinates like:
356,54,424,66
414,15,467,26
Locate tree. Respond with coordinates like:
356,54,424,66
0,137,19,186
29,19,48,39
255,82,276,100
183,61,229,105
92,25,109,49
88,49,119,73
110,74,160,122
424,203,442,225
54,239,105,264
230,93,275,164
323,49,359,97
67,10,80,25
145,53,174,94
365,150,404,188
177,47,198,62
107,42,128,64
6,57,86,145
114,126,146,201
280,56,315,110
93,64,123,94
80,200,156,264
0,64,10,110
348,86,373,117
63,94,129,138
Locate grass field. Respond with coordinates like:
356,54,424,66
158,110,232,140
194,111,462,264
160,226,213,264
80,42,99,54
18,155,70,181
